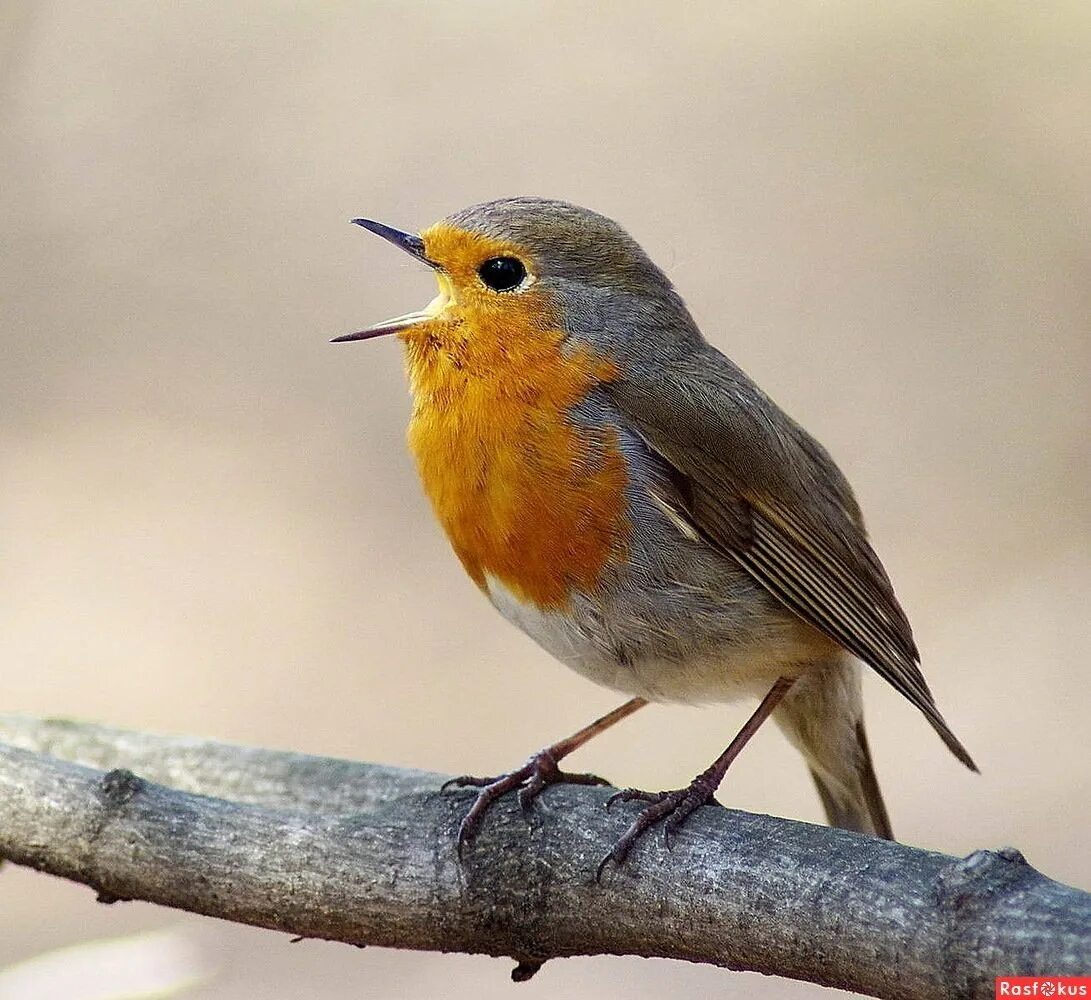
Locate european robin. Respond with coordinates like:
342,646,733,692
334,198,976,871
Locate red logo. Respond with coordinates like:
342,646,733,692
996,979,1091,998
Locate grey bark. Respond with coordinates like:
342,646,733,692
0,715,1087,998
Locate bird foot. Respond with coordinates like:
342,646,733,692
598,776,721,878
442,750,609,856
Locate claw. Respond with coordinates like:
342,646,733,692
600,780,720,874
445,750,614,859
563,772,610,787
605,787,665,811
441,774,494,792
455,821,472,859
516,780,542,814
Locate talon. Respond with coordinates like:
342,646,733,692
447,751,616,858
455,819,476,858
441,774,493,792
456,802,490,850
562,771,610,787
516,780,541,814
597,829,639,879
605,787,662,810
602,781,719,872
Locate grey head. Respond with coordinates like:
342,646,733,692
444,197,706,354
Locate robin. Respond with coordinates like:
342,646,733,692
333,197,976,872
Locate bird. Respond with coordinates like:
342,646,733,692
333,197,977,872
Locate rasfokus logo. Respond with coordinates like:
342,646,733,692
996,979,1091,997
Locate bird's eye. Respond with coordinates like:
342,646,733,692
478,256,527,292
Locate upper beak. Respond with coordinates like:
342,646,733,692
332,218,440,343
350,218,438,267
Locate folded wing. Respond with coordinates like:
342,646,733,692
608,344,976,770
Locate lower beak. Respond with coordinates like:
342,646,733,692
334,217,442,344
331,309,432,343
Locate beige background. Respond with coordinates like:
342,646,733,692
2,2,1089,998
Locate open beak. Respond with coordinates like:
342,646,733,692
332,218,441,344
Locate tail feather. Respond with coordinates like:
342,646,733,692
808,720,893,840
774,657,896,840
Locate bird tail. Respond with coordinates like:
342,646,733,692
774,656,895,840
807,719,893,839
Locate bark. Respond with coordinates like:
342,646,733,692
0,715,1087,998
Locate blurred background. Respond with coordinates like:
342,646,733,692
1,2,1088,998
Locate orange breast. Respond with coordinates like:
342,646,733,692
404,311,629,611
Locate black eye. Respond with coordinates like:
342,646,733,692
478,256,526,292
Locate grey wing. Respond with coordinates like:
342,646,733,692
609,345,976,771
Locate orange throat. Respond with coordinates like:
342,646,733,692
402,297,629,611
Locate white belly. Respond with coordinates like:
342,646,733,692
485,575,815,705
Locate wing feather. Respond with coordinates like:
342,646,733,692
610,345,976,770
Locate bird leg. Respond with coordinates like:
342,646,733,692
598,676,796,878
443,697,647,855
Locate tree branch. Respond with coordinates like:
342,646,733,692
0,716,1087,998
